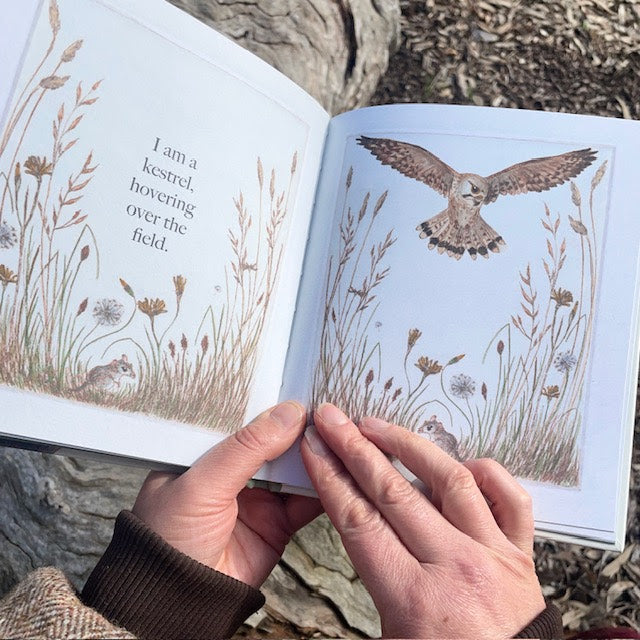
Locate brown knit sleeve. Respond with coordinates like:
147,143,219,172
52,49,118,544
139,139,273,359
81,510,265,640
515,601,564,638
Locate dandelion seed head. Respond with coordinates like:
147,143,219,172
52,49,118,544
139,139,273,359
554,351,577,373
93,298,124,326
450,373,476,399
0,223,17,249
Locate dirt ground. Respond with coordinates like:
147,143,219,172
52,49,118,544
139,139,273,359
371,0,640,634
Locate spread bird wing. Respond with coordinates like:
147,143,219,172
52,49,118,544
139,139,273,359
484,148,597,204
357,136,457,198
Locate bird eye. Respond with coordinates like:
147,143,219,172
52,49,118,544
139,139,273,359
471,185,479,193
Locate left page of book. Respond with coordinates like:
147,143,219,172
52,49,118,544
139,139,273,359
0,0,329,471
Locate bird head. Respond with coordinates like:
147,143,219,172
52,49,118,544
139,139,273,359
458,175,488,206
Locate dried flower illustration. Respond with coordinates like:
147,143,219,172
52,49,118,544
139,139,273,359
384,377,393,391
24,155,53,180
61,40,83,63
181,334,188,351
119,278,135,298
450,373,476,399
497,340,504,355
481,382,487,400
415,356,442,377
168,341,176,359
49,0,61,34
447,353,466,366
173,275,186,301
407,328,422,352
570,181,581,207
14,162,21,191
201,335,209,354
0,265,18,285
365,369,374,386
554,351,577,374
550,288,573,307
76,297,88,316
0,223,17,249
542,385,560,400
568,215,588,236
93,298,124,326
39,75,69,90
137,298,167,318
80,245,90,262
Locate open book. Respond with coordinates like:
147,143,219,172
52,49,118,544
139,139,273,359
1,0,638,551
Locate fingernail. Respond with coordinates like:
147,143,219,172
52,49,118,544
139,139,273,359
304,425,331,457
359,416,391,431
270,402,303,430
317,403,349,426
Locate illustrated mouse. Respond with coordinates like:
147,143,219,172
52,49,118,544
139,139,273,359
72,354,136,392
417,415,462,461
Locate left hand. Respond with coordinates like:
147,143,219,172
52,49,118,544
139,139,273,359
132,401,322,587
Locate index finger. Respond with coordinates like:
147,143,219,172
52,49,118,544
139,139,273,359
359,416,508,550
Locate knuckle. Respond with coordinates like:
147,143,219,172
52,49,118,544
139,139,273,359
339,496,384,537
232,422,272,453
443,464,478,495
378,471,416,509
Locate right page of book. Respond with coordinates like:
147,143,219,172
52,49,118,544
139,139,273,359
280,104,640,549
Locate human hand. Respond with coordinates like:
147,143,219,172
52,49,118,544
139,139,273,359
133,401,321,587
301,403,546,639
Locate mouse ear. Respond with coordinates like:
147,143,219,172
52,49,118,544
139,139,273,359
121,354,128,361
430,414,437,420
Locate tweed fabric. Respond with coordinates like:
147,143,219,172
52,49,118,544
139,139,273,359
0,567,134,639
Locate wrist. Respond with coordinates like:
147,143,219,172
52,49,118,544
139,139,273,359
81,510,264,640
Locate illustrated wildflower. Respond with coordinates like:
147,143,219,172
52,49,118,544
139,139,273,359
93,298,124,326
551,288,573,308
450,373,476,399
201,335,209,354
24,155,53,179
181,334,188,351
568,215,588,236
61,39,82,63
119,278,135,298
554,351,577,374
0,265,18,285
407,328,422,352
481,382,487,400
384,377,393,391
447,353,465,366
173,275,186,301
0,223,17,249
14,162,21,192
497,340,504,355
137,298,167,318
392,388,402,401
365,369,374,387
80,245,90,262
168,341,176,358
415,356,442,377
542,385,560,400
76,297,88,316
39,75,69,90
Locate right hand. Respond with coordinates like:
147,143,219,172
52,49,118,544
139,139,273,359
301,403,546,639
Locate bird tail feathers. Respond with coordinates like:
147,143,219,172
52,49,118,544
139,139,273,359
416,208,505,260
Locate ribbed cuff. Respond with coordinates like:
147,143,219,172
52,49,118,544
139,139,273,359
81,510,265,640
516,601,564,638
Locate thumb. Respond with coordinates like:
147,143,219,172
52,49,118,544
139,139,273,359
183,401,306,498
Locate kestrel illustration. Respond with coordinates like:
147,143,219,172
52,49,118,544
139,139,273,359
357,136,597,260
